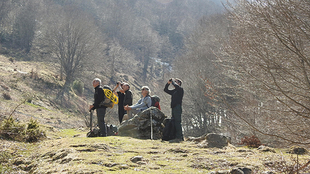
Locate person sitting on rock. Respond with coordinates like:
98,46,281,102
124,86,151,119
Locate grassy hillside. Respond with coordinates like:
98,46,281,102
0,55,309,173
0,54,86,129
1,128,310,173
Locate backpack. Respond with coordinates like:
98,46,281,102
150,95,160,109
100,85,118,108
107,124,118,136
162,118,176,141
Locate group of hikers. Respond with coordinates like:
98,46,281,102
88,77,184,142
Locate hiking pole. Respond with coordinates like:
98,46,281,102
90,110,93,132
150,108,153,140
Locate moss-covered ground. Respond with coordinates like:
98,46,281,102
1,128,309,173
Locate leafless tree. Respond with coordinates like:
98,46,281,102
40,3,103,101
223,0,310,145
12,0,37,53
0,0,10,25
173,14,231,137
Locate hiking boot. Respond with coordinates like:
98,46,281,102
169,138,183,143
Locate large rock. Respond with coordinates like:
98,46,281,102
206,133,229,148
118,107,166,140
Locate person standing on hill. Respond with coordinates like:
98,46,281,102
89,78,107,137
113,82,133,123
164,78,184,142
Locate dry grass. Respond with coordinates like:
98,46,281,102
1,128,309,173
0,55,309,173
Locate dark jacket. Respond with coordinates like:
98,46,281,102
93,85,105,110
124,90,133,106
117,91,125,108
164,81,184,108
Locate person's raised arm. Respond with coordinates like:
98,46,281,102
112,82,119,95
164,79,174,95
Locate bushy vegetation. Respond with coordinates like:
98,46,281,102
2,92,11,100
0,117,25,141
0,117,46,142
239,135,262,148
72,80,84,96
25,118,46,142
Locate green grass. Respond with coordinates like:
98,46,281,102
25,101,50,111
2,128,310,173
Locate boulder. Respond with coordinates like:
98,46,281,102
206,133,230,148
118,107,166,140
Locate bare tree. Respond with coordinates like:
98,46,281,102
173,14,231,137
41,3,103,100
223,0,310,145
0,0,10,24
12,0,37,53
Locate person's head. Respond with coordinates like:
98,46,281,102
92,78,101,88
141,86,150,96
174,78,182,86
122,83,130,91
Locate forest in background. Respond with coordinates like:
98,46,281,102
1,0,309,146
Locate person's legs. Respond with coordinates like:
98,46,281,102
172,104,183,140
118,106,125,124
97,108,107,137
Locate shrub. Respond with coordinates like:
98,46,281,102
0,151,12,164
25,118,46,142
288,146,308,155
2,93,11,100
0,118,46,142
0,117,25,141
239,135,262,148
72,80,84,95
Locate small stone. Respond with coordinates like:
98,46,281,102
261,172,275,174
239,167,253,174
230,168,244,174
216,170,230,174
130,156,143,163
257,145,276,153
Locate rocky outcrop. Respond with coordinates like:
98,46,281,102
118,107,166,140
196,133,231,148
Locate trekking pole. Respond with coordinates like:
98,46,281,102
150,109,153,140
90,110,93,132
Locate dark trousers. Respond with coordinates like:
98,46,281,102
118,106,125,124
172,104,183,140
96,108,107,137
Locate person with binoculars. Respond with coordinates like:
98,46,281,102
164,78,184,143
113,81,132,124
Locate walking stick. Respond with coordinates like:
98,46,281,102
150,108,153,140
90,110,93,132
